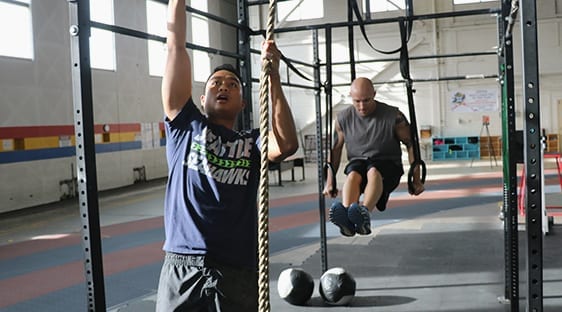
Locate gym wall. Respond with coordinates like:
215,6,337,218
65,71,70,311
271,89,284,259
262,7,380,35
0,0,238,213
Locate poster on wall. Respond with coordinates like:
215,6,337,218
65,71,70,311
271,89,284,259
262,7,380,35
140,122,162,149
141,123,154,149
449,88,498,112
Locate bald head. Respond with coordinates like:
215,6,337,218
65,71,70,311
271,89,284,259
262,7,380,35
349,77,377,117
350,77,375,96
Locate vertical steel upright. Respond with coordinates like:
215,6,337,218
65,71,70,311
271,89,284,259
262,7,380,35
325,25,333,156
313,29,328,273
324,25,333,171
520,0,544,310
67,0,106,310
498,1,519,308
323,26,333,273
238,0,253,129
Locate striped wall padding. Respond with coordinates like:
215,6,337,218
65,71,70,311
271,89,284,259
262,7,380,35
0,123,166,164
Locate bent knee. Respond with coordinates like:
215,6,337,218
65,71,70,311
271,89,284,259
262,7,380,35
366,167,382,179
347,171,363,183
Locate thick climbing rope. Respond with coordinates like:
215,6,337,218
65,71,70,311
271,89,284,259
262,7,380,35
257,1,276,311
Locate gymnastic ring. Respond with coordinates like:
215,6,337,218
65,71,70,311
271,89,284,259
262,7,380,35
407,159,426,194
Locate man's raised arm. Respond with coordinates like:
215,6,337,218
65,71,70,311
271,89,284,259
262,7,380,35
264,40,298,161
162,0,191,121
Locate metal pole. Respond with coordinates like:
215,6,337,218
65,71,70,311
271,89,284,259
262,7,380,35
520,0,543,310
498,1,519,309
325,26,333,156
68,0,106,310
313,29,328,273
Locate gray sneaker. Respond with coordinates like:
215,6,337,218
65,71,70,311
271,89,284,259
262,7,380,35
348,203,372,235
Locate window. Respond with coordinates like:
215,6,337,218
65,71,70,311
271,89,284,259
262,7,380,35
191,0,211,82
453,0,497,4
146,0,211,79
364,0,405,13
0,0,33,59
90,0,115,70
146,0,167,76
277,0,323,22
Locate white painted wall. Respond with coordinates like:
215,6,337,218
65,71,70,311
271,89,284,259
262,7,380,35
0,0,238,213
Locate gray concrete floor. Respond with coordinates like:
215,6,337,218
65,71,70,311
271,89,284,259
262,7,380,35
111,160,562,311
2,159,562,312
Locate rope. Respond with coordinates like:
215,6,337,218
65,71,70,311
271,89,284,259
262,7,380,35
257,1,276,311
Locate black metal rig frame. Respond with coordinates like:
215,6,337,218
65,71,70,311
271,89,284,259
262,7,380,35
67,0,542,310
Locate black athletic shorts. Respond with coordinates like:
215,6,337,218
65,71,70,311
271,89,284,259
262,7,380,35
156,253,258,312
344,158,404,211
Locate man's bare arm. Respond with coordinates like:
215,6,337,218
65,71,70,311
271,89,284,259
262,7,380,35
329,120,345,174
395,112,415,165
161,0,191,121
322,120,345,197
266,41,298,162
395,111,424,194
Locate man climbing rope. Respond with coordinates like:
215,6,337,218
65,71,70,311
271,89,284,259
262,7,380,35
323,77,425,237
156,0,298,310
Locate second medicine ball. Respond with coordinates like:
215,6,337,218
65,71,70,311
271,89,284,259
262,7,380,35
277,268,314,306
319,267,356,305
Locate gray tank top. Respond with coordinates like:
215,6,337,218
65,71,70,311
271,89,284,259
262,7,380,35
337,101,403,163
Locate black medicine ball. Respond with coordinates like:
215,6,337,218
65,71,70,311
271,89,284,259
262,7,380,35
319,267,356,305
277,268,314,306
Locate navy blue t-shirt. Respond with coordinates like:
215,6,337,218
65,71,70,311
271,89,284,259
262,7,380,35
163,98,260,269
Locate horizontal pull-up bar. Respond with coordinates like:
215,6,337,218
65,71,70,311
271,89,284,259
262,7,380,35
91,23,312,77
251,8,501,35
90,21,243,59
329,51,498,66
249,48,315,68
412,74,498,82
250,78,318,91
92,16,316,93
151,0,243,30
331,74,498,87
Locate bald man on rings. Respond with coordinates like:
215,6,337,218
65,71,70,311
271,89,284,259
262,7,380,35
323,77,424,237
